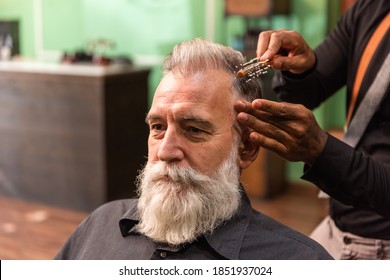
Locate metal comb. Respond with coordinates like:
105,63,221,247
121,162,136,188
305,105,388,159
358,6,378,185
235,56,274,82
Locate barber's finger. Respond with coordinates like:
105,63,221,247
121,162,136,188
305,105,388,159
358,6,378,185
259,30,296,61
236,99,298,138
251,99,315,139
234,100,253,113
252,99,301,120
271,55,293,70
235,100,270,120
271,56,307,71
237,111,293,145
257,31,274,58
271,53,314,73
248,131,289,158
236,99,292,120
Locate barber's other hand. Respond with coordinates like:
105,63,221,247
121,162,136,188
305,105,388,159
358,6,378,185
235,99,328,165
257,30,316,74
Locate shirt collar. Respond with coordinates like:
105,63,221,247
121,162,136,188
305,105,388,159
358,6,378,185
118,188,252,259
204,190,251,259
119,203,140,237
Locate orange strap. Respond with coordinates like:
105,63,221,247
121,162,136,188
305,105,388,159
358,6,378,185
346,12,390,126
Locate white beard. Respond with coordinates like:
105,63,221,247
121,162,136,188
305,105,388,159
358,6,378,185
135,147,241,245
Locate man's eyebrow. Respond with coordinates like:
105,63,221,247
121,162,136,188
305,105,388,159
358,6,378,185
181,116,214,130
145,114,215,130
145,114,162,124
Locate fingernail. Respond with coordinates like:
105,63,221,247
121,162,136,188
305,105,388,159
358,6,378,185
237,113,248,122
236,100,246,108
250,133,259,141
260,51,270,61
252,100,262,109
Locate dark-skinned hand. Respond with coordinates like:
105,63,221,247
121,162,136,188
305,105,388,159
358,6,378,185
235,99,328,165
257,29,316,74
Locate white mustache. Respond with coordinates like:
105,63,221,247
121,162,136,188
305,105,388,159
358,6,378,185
143,162,210,187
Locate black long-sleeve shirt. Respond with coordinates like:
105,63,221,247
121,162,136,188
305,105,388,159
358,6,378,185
273,0,390,239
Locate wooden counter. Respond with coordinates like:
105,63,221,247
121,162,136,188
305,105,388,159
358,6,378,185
0,62,150,211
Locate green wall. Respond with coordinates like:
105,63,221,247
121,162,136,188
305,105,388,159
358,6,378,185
0,0,35,56
42,0,85,52
0,0,345,183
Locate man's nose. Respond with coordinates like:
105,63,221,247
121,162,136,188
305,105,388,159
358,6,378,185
157,127,184,163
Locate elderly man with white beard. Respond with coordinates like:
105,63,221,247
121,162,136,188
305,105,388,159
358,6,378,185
55,38,332,260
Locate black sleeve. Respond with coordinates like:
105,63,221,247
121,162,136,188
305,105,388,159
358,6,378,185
302,135,390,218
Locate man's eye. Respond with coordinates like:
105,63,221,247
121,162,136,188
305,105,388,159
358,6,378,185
186,126,204,134
150,124,164,131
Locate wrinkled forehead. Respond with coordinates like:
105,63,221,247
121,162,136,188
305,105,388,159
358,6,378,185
152,70,236,108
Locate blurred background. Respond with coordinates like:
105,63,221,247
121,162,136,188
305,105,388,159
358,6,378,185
0,0,354,259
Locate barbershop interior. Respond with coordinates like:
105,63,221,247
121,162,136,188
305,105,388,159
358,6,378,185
0,0,354,259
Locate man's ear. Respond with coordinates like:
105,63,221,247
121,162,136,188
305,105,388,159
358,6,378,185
238,128,260,169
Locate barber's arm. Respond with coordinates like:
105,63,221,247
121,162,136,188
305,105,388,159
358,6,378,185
235,21,390,217
235,99,390,217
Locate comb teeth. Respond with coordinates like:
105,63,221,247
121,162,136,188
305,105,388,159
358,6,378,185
236,58,272,82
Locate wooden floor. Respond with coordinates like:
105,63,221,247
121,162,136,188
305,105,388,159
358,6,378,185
0,196,87,260
249,183,329,235
0,183,328,260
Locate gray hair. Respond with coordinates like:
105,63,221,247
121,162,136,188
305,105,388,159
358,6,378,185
163,38,262,102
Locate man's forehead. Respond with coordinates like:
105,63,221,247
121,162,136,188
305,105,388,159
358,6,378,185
152,70,234,107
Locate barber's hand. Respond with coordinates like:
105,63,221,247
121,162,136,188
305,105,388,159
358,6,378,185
257,30,316,74
235,99,328,165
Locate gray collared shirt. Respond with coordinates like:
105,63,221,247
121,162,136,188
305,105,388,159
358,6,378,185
55,191,332,260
